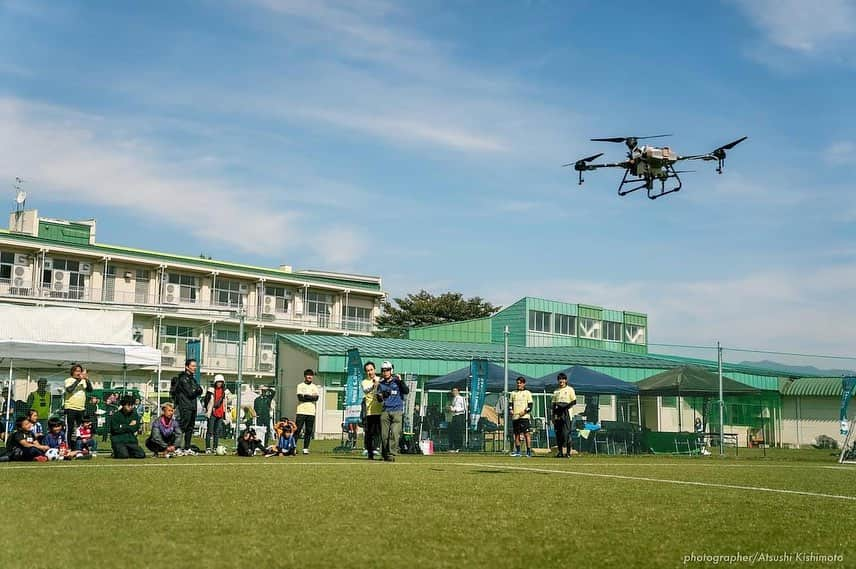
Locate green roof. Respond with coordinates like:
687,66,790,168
781,377,845,397
0,228,382,293
278,334,699,368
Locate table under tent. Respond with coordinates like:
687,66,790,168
422,363,538,452
634,365,765,455
530,365,641,455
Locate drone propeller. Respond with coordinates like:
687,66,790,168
590,134,672,143
562,153,603,168
680,136,747,173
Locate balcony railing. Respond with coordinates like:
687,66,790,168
159,349,273,374
0,283,375,333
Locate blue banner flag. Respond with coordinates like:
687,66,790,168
840,376,856,434
186,339,202,383
345,348,363,425
469,359,489,431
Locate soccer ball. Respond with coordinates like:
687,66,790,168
215,445,227,456
45,448,61,461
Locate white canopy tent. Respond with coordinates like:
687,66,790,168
0,305,161,429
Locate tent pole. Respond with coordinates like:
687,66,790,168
543,389,550,450
503,326,509,453
5,359,12,433
718,342,724,456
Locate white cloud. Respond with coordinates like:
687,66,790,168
484,265,856,358
825,141,856,165
235,0,580,161
0,97,369,265
733,0,856,53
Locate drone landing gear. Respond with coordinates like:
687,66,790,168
616,166,682,199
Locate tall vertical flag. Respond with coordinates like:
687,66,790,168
186,339,202,382
344,348,363,425
840,376,856,434
469,359,489,431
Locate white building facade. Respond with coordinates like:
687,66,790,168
1,209,385,395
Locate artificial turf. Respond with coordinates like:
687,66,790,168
1,443,854,569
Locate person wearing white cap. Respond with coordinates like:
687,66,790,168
203,374,231,454
376,361,409,462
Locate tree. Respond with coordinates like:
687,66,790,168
375,290,500,338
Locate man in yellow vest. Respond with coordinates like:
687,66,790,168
551,372,577,458
295,369,320,455
63,364,93,446
27,379,52,434
509,376,534,458
361,361,383,460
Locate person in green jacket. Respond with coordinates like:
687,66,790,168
109,395,145,459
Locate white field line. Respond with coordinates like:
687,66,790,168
0,461,394,471
460,463,856,502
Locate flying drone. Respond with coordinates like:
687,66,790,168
564,134,747,199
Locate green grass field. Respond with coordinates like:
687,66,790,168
1,441,854,569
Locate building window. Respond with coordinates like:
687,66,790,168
104,265,116,302
213,278,246,308
555,314,576,336
603,321,622,342
166,273,198,303
263,285,291,314
625,324,646,344
343,305,372,332
528,310,551,332
160,325,196,360
135,269,150,304
0,252,13,280
42,258,86,299
578,317,601,339
307,291,332,326
211,329,245,369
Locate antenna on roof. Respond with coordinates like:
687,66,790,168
13,177,26,212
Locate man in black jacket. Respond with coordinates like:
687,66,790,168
170,359,202,453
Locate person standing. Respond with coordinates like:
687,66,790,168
109,395,145,459
447,387,467,453
551,373,576,458
63,364,93,446
295,369,320,455
361,361,383,460
253,386,274,445
509,376,534,458
376,361,409,462
204,375,231,453
26,379,52,434
171,359,203,454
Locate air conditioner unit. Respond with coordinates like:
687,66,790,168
78,262,92,276
262,295,277,315
259,348,274,367
294,297,303,315
161,343,176,356
238,283,249,294
158,380,172,392
13,253,29,266
43,258,53,271
12,265,32,288
163,283,179,304
51,270,70,293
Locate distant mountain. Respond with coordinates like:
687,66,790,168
739,360,855,377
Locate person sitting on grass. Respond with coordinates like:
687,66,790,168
266,417,297,457
6,416,49,461
25,409,46,442
43,417,83,460
145,402,181,458
237,428,266,457
75,416,97,456
109,395,145,459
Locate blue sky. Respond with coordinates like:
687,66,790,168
0,0,855,359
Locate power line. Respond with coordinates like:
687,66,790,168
649,342,856,362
